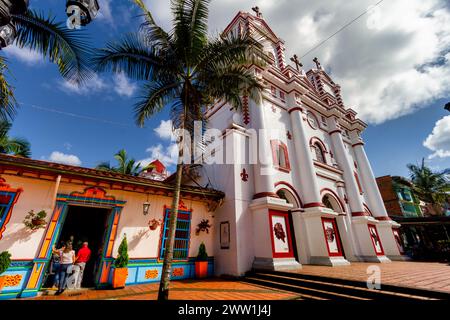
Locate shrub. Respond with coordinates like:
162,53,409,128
114,236,129,268
0,251,11,275
196,242,208,262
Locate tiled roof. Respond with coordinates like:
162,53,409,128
0,154,224,200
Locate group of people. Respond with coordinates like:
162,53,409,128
50,240,92,295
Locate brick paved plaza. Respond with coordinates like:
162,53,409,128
31,279,301,301
290,261,450,293
27,262,450,300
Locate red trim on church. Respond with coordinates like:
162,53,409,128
269,210,295,258
321,218,344,257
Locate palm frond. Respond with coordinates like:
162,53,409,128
175,0,209,64
95,162,112,171
133,0,171,50
12,10,93,84
0,57,17,121
93,33,165,81
134,80,180,127
4,136,31,157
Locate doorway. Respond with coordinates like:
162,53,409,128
45,205,111,288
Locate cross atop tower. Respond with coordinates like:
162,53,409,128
290,54,303,71
252,6,262,18
313,57,322,70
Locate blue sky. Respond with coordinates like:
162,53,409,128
4,0,450,178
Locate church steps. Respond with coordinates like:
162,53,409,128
244,270,444,300
243,276,369,301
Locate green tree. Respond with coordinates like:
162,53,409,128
93,0,265,300
407,158,450,214
114,236,129,268
0,120,30,157
96,149,151,176
0,9,93,121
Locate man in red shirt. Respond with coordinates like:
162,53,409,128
74,242,91,289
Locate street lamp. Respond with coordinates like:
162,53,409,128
0,22,16,48
445,102,450,113
66,0,99,26
0,0,29,49
143,193,151,216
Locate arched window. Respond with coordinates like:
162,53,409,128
271,140,290,172
321,192,344,214
323,195,334,210
313,143,326,164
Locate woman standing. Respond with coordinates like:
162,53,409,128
50,242,66,289
56,242,75,295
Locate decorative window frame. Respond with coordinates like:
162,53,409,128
310,137,328,164
158,202,192,262
0,178,23,240
270,140,291,173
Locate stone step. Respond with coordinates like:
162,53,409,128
245,270,445,300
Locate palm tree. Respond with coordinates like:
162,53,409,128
93,0,266,300
0,119,30,157
0,9,93,121
407,158,450,214
96,149,150,176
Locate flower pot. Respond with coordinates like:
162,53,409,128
112,268,128,289
195,261,208,279
0,275,5,292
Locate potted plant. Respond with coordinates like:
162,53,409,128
23,210,47,230
195,242,209,279
0,251,11,292
112,236,129,289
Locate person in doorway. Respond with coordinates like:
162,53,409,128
74,242,91,289
56,242,75,295
50,242,66,290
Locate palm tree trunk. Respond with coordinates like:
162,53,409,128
158,161,183,300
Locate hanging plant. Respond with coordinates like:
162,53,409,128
195,219,211,236
23,210,47,231
148,218,163,231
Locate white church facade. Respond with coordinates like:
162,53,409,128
199,10,405,275
0,10,405,299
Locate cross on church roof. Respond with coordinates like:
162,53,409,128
252,6,262,18
313,57,322,69
290,54,303,71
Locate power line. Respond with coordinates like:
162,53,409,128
300,0,385,59
20,102,141,128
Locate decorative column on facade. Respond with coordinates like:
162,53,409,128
248,98,301,271
350,131,389,220
350,132,405,260
287,98,322,207
327,117,366,216
249,99,278,199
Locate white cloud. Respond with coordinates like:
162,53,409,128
48,151,82,166
97,0,113,25
3,45,43,65
139,143,178,168
144,0,450,124
154,120,174,140
113,72,137,97
59,74,107,95
423,115,450,159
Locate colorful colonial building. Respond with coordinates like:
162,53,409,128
0,154,223,299
0,9,405,300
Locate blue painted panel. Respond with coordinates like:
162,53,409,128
125,267,137,285
0,270,29,292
